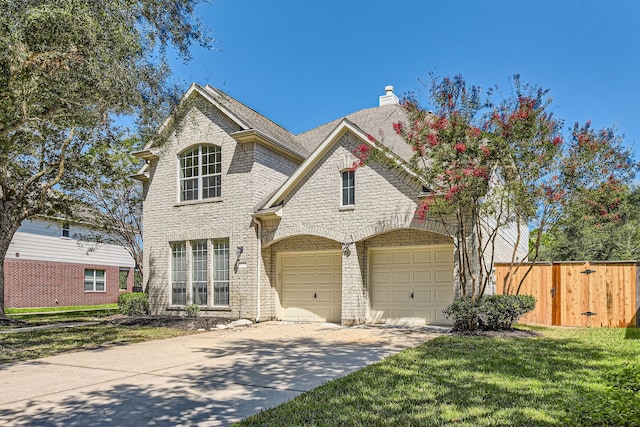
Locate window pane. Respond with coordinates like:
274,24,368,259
213,239,229,305
342,170,355,205
171,243,187,305
192,241,208,305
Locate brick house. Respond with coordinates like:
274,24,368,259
5,216,135,308
134,84,526,325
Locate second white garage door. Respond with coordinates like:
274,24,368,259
370,245,454,325
280,251,342,323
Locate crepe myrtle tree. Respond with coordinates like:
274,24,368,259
0,0,211,317
355,74,637,302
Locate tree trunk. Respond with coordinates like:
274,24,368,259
0,209,24,318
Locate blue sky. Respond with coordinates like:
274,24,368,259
168,0,639,157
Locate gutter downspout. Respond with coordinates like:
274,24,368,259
252,217,262,323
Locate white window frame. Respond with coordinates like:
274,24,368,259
84,269,106,292
171,242,187,305
179,145,222,202
212,239,230,306
192,240,208,305
341,170,355,206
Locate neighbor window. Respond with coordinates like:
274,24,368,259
213,239,230,306
179,145,222,202
171,242,187,305
119,268,129,290
341,170,355,206
192,241,208,305
61,223,70,238
84,269,105,292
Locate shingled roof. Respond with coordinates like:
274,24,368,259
201,85,310,157
296,103,413,163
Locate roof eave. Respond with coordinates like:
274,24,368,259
231,129,305,163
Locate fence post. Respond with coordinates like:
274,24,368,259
552,263,561,326
635,263,640,328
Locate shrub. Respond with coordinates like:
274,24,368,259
184,304,200,318
117,292,149,316
443,294,536,331
442,297,482,331
480,294,536,330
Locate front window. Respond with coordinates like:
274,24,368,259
342,170,355,206
171,242,187,305
180,145,221,202
192,241,208,305
213,239,230,306
84,269,105,292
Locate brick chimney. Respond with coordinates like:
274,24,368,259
379,85,399,106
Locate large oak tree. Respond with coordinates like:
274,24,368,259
0,0,210,316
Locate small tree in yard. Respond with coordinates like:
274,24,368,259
0,0,210,317
359,74,638,327
73,137,144,284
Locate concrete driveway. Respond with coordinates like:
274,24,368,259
0,321,446,426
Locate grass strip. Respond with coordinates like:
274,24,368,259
237,327,640,427
0,325,191,364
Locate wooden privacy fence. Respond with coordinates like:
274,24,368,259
495,261,640,328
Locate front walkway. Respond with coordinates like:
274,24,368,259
0,322,446,426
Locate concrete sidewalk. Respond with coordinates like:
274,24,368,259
0,322,445,426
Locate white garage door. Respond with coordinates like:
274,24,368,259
370,246,454,325
280,251,342,322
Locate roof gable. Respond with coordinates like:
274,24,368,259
257,119,420,212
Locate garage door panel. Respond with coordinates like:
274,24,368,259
435,269,453,282
372,252,391,265
371,246,454,326
414,270,432,282
392,291,411,302
393,251,411,264
316,272,334,284
413,250,432,263
435,289,454,302
393,271,411,283
413,289,432,302
435,249,454,263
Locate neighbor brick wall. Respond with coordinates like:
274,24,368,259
4,259,133,308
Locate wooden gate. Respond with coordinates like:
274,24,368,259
495,261,639,328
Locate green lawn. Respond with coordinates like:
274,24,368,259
4,305,119,326
1,305,191,364
237,327,640,427
6,303,118,314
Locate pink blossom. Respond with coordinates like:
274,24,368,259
454,143,466,153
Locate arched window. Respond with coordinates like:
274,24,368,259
179,145,221,201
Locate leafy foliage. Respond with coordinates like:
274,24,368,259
0,0,210,316
117,292,149,316
184,304,200,318
480,294,536,330
361,73,638,302
443,295,536,331
540,185,640,261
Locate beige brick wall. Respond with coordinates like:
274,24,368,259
142,97,300,318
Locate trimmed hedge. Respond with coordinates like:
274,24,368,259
117,292,149,316
443,294,536,331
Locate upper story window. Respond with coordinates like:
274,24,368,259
179,145,221,202
341,170,355,206
61,222,70,238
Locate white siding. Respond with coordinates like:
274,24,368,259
7,217,135,267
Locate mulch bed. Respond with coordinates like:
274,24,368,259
103,315,234,331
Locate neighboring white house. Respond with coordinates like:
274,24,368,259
134,84,526,325
5,215,135,308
